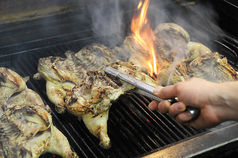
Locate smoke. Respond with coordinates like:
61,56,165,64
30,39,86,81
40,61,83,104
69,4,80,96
90,0,128,48
170,1,223,43
89,0,172,48
88,0,225,85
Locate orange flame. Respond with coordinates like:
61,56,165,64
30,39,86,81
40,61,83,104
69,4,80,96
131,0,157,77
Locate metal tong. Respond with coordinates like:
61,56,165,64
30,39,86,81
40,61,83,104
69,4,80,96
104,67,200,120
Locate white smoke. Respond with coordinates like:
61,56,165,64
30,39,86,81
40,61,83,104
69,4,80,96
90,0,127,48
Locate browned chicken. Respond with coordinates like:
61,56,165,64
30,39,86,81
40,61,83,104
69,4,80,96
35,44,161,149
0,67,78,158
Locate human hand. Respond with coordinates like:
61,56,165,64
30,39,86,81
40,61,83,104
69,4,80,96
148,78,238,129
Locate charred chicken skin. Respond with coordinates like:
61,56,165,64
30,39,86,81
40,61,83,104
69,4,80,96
0,67,78,158
35,44,161,149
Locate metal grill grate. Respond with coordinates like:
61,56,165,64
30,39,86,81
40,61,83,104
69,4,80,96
1,24,238,157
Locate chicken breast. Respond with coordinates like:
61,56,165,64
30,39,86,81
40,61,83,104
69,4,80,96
0,67,78,158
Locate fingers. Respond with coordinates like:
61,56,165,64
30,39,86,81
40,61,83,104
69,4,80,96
175,111,194,124
148,97,195,125
148,100,171,113
148,100,159,111
168,102,186,118
158,100,170,113
149,100,187,118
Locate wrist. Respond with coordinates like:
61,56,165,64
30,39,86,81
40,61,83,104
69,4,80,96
214,81,238,121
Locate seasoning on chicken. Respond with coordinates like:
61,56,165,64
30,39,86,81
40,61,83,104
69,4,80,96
35,44,161,149
0,67,78,158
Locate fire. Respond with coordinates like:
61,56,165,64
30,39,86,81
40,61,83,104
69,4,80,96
131,0,158,77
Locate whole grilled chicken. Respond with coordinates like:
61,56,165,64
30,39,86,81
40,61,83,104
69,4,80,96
0,67,78,158
35,44,161,149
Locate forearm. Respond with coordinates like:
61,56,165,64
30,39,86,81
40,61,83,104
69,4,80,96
213,81,238,121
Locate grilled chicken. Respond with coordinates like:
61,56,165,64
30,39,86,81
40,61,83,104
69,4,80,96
158,52,238,85
123,36,158,73
123,22,237,85
0,67,78,158
34,44,118,114
35,44,160,149
157,41,215,85
188,52,238,82
124,23,192,72
65,61,159,148
0,67,27,107
152,23,237,85
153,23,190,66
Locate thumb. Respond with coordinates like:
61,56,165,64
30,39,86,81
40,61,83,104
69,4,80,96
154,85,178,99
153,86,163,97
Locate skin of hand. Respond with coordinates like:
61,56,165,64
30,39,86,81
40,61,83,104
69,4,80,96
148,77,238,129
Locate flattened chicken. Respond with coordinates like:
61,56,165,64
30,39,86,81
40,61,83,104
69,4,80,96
153,23,190,65
35,44,161,149
158,52,238,85
34,44,118,114
123,36,158,73
124,23,193,73
188,52,238,82
0,67,27,107
0,67,78,158
123,22,237,85
152,23,237,85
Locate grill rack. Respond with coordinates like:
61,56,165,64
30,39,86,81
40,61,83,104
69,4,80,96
2,35,238,157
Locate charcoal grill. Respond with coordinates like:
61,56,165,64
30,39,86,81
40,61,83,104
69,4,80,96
1,0,238,157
